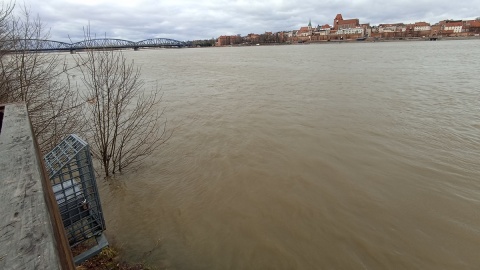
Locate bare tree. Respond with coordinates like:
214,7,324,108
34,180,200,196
74,37,170,176
0,3,83,153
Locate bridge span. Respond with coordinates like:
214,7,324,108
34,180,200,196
3,38,187,52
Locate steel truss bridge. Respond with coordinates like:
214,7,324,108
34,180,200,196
3,38,187,52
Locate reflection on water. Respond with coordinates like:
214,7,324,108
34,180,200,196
92,40,480,269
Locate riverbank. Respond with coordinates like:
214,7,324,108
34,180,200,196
211,35,480,47
77,247,149,270
73,241,152,270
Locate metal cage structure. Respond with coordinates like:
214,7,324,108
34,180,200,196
44,134,107,262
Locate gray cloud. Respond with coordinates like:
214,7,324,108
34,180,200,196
19,0,480,42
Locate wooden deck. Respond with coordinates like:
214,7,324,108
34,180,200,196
0,103,74,269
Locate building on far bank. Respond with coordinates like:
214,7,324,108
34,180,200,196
414,22,431,32
377,23,405,33
298,19,313,37
333,14,360,30
431,24,442,36
336,27,364,36
413,22,431,37
216,35,229,46
331,14,364,39
464,20,480,33
245,33,260,44
315,24,331,36
216,35,242,46
444,21,463,33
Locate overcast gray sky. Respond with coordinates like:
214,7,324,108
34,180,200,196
20,0,480,42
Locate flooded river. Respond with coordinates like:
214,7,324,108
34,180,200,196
92,40,480,269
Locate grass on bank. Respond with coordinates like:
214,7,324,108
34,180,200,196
73,240,152,270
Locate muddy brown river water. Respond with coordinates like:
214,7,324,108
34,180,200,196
86,40,480,269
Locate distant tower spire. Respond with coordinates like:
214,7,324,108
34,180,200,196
308,19,312,27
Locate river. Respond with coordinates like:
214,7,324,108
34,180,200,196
89,40,480,269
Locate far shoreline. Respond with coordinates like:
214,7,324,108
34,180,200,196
209,35,480,48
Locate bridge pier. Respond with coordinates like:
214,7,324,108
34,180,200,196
70,49,76,54
134,47,140,51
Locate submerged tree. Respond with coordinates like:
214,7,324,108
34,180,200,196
74,39,170,176
0,3,83,153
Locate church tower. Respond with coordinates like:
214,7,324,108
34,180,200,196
334,14,343,30
308,19,312,31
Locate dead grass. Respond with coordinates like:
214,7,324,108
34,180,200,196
74,245,151,270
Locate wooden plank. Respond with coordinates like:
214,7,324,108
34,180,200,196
0,103,74,270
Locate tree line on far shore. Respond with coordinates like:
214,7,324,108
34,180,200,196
0,2,171,177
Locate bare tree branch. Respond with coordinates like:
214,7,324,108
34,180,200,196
0,3,84,153
73,29,171,176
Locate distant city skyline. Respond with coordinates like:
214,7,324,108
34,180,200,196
18,0,480,41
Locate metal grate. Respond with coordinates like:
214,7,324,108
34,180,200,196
44,134,106,248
